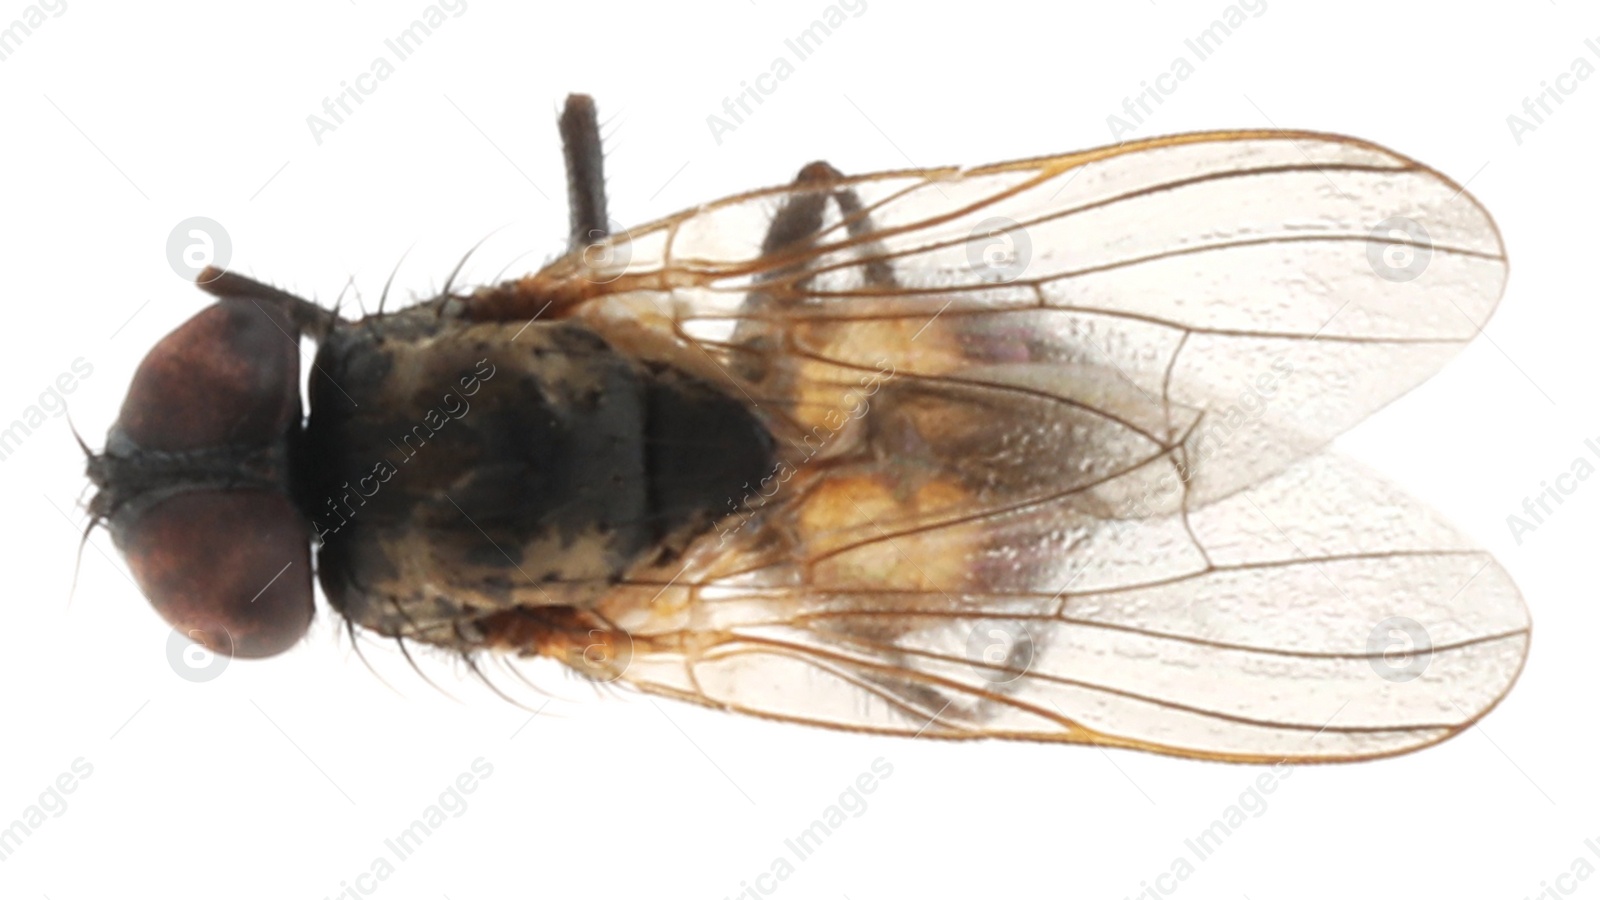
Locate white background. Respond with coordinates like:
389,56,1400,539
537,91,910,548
1,1,1595,898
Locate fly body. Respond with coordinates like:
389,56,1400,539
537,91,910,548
87,93,1527,763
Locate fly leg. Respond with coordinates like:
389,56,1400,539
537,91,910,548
733,160,902,385
750,160,898,298
459,93,613,321
560,93,609,253
749,168,1015,721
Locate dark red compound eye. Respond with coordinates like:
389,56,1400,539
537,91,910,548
96,294,317,658
120,491,313,659
115,299,301,451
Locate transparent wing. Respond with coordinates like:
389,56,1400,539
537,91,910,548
490,130,1522,761
584,451,1527,762
521,129,1506,505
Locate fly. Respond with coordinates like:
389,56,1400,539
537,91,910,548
86,93,1527,763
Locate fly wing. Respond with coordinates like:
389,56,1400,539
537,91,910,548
497,130,1521,761
587,450,1527,762
533,129,1506,506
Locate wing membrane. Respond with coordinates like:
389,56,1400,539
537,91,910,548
595,452,1526,762
549,130,1505,505
507,130,1522,761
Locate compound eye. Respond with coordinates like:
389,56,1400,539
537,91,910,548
116,298,300,452
119,490,313,659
